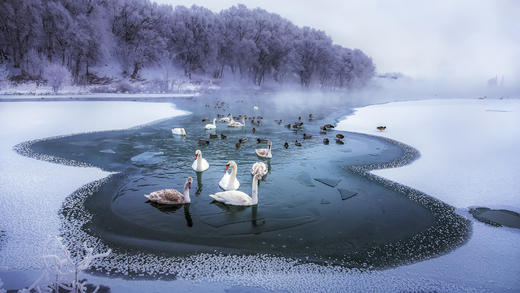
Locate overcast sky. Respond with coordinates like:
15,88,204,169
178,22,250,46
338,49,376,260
154,0,519,84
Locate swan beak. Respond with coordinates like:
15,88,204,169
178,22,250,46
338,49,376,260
195,155,198,160
188,182,192,189
225,165,229,170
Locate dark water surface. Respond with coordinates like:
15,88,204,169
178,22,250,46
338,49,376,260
25,93,470,269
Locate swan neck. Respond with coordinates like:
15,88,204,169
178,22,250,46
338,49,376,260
230,164,237,181
251,176,259,204
183,185,191,203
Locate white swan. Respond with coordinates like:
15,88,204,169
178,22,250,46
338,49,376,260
250,162,268,177
228,117,245,127
192,150,209,172
144,177,192,204
255,140,272,158
218,161,240,190
219,113,232,123
205,118,216,130
171,128,186,136
209,173,262,206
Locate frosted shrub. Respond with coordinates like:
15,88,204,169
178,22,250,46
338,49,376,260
19,236,111,293
44,64,71,93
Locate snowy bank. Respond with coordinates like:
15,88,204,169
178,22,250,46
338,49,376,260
337,98,520,292
0,102,187,272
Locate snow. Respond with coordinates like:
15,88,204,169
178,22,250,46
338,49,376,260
337,98,520,211
0,101,187,270
336,98,520,292
0,92,199,100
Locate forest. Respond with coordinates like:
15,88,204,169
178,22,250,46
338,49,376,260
0,0,375,90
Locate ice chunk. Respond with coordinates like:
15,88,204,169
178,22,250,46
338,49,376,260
296,172,315,187
100,149,116,154
313,178,341,187
337,188,358,200
130,151,164,165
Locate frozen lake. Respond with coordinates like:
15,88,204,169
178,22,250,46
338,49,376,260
1,96,518,292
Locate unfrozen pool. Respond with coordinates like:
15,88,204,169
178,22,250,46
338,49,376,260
23,96,470,270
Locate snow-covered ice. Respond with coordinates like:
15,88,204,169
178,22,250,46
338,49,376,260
337,98,520,292
337,98,520,211
0,101,187,270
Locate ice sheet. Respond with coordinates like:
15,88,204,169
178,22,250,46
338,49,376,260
336,98,520,291
0,101,187,270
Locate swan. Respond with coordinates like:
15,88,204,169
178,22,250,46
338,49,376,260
228,117,245,127
250,162,268,177
205,118,217,130
192,150,209,172
219,113,232,123
255,140,272,159
171,128,186,136
209,173,262,206
218,161,240,191
144,177,192,204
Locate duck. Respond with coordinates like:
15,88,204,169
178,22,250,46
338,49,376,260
336,133,345,139
284,141,289,149
256,140,272,158
253,105,259,111
336,138,344,145
220,134,227,140
219,161,240,191
323,138,330,144
377,126,387,131
239,137,248,143
251,162,268,177
209,173,262,206
235,142,241,149
257,138,269,144
228,117,245,127
285,123,291,129
275,119,283,125
202,118,210,122
219,113,232,123
323,124,335,129
171,128,186,136
303,133,312,139
198,139,210,145
209,133,218,139
205,118,217,130
295,140,302,147
192,150,209,172
309,114,314,120
252,127,256,134
144,177,192,205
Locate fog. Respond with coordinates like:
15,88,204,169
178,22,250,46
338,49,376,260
155,0,520,85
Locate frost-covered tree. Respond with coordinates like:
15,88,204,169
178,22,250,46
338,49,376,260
44,63,71,93
0,0,375,89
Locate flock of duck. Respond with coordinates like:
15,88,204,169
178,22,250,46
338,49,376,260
146,104,387,208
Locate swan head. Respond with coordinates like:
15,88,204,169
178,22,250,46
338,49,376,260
213,118,217,123
225,160,237,170
195,150,202,160
185,177,193,189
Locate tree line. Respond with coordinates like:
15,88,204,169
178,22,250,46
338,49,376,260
0,0,375,89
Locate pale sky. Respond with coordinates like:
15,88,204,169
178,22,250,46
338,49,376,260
154,0,520,84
